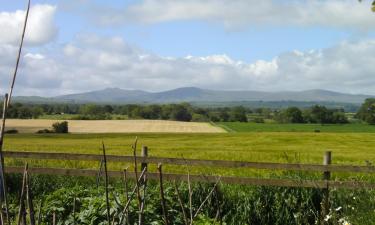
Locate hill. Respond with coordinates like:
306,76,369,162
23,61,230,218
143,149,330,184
12,87,373,107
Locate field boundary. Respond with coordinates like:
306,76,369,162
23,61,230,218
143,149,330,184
4,150,375,189
4,151,375,173
6,166,375,189
212,122,237,133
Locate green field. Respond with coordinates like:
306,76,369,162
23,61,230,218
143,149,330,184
4,132,375,177
218,122,375,133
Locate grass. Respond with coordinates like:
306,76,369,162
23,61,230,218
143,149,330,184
218,122,375,133
4,132,375,178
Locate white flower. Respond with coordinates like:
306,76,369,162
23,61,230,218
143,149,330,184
335,206,342,211
324,214,332,221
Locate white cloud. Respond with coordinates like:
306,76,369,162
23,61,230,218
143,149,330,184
91,0,375,30
0,4,58,46
1,35,375,96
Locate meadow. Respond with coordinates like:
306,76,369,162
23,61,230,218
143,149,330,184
218,122,375,133
5,125,375,224
4,131,375,179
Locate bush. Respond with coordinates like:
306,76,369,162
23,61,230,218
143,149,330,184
36,129,53,134
52,121,69,133
252,117,265,123
5,129,18,134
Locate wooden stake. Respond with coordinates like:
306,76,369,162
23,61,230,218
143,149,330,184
138,146,148,225
7,0,31,106
36,199,42,225
174,182,189,225
96,159,104,188
123,167,129,224
0,94,9,225
17,164,28,225
132,137,141,211
119,168,147,224
193,177,221,219
52,211,56,225
72,197,76,225
321,151,331,224
102,142,111,224
26,169,35,225
157,164,168,225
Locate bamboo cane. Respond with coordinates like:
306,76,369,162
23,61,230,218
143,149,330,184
119,168,147,225
17,164,28,225
174,182,188,225
102,142,111,224
157,164,168,225
7,0,31,106
26,169,35,225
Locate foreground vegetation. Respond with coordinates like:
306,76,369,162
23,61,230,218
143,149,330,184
3,131,375,224
6,173,375,225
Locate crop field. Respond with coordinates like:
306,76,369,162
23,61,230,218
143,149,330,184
218,122,375,133
4,132,375,178
5,119,225,133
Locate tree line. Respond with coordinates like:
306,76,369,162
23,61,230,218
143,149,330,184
6,98,375,124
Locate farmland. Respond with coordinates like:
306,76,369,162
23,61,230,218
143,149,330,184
4,132,375,167
5,119,225,133
218,122,375,133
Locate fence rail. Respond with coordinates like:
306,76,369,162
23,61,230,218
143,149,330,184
4,150,375,173
5,166,375,189
3,150,375,189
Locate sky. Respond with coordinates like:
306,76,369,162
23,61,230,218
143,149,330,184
1,0,375,96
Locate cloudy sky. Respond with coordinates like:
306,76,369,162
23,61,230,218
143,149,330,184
1,0,375,96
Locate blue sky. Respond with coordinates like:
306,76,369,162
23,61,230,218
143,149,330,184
1,0,375,96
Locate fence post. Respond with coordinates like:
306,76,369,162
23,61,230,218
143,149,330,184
139,146,148,225
321,151,331,224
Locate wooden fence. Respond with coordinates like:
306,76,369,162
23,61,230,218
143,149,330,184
3,149,375,189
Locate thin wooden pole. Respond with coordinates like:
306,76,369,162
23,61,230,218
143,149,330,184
0,94,9,225
36,199,42,225
174,182,189,225
96,159,104,188
26,169,35,225
7,0,31,106
123,168,129,202
192,178,221,219
138,146,148,225
119,168,147,225
102,142,111,224
321,151,331,224
157,164,168,225
52,211,56,225
123,167,129,225
72,197,76,225
17,164,28,225
132,137,141,211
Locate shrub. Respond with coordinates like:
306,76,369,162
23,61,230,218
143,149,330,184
253,117,265,123
5,129,18,134
36,129,53,134
52,121,69,133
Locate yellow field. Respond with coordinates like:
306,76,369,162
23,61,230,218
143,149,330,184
5,119,226,133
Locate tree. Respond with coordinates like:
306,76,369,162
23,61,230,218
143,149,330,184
357,98,375,124
230,106,248,122
170,104,192,122
358,0,375,11
276,107,304,123
52,121,69,133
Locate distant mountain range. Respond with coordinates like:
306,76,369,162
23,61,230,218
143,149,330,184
13,87,373,105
